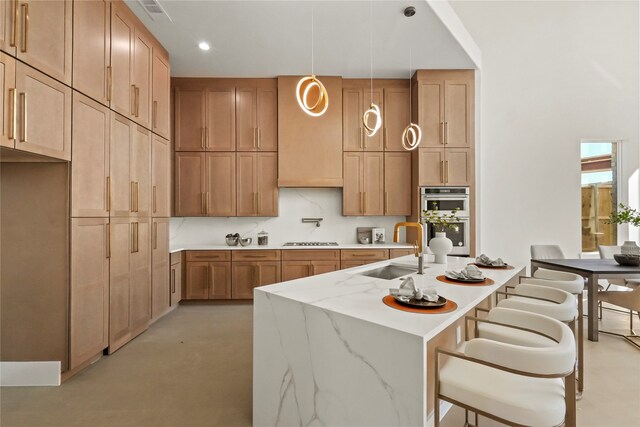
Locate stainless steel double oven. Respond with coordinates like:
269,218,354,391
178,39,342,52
420,187,470,256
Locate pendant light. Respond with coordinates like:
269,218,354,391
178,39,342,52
296,2,329,117
363,1,381,137
402,48,422,150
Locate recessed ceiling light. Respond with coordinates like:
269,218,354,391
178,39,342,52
198,42,210,51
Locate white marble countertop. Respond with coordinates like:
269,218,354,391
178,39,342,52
170,242,414,253
256,255,523,340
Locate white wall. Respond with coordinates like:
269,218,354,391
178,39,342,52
450,0,640,266
170,188,405,249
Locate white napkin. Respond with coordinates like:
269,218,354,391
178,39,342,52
445,265,485,280
476,253,506,266
390,277,440,302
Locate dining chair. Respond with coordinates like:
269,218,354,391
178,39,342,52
598,245,640,289
435,307,576,427
598,286,640,350
531,244,566,260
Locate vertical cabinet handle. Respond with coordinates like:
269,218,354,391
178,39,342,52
135,86,140,117
445,160,449,183
257,192,261,214
152,185,157,213
206,192,210,215
8,88,16,140
384,191,389,214
135,222,139,253
253,128,257,149
257,127,261,149
201,128,205,149
363,192,367,214
444,122,449,145
106,223,110,259
130,181,135,212
20,2,27,53
19,92,26,142
106,66,112,102
130,222,135,253
440,122,445,145
153,221,157,250
10,0,18,47
106,176,111,212
131,85,136,116
152,100,158,129
205,127,209,148
136,182,139,212
171,269,176,294
201,192,205,215
440,160,444,183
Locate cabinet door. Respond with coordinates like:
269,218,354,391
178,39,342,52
384,152,411,216
151,218,169,320
0,51,15,149
311,260,340,276
209,262,231,300
236,152,257,216
235,87,257,151
257,152,278,216
206,88,235,150
73,0,110,106
15,62,71,160
131,125,151,217
70,218,109,370
383,87,409,151
185,262,209,300
418,148,445,186
419,81,444,147
174,87,205,151
109,218,131,352
257,261,281,287
151,134,170,217
231,262,257,299
445,148,472,186
341,260,366,269
130,218,150,336
205,152,236,216
151,49,170,139
343,152,363,216
133,27,152,129
390,249,413,259
72,93,110,217
170,262,182,306
0,0,17,55
363,88,383,151
363,152,384,216
282,261,311,281
444,80,471,148
342,88,363,151
175,152,205,216
110,2,133,118
16,0,72,85
257,87,277,151
110,114,133,217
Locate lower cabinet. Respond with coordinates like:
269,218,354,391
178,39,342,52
185,261,232,300
281,250,341,281
170,252,183,306
390,248,414,259
151,218,170,320
341,249,389,269
232,261,281,299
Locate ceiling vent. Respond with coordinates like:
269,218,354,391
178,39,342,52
137,0,172,22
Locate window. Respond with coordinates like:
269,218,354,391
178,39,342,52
581,141,618,252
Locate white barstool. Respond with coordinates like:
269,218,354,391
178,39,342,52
435,307,577,427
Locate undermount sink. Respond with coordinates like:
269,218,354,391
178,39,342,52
358,264,418,280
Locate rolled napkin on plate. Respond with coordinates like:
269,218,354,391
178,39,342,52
445,264,485,281
390,277,440,302
476,253,506,266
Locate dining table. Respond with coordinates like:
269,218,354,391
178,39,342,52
530,258,640,341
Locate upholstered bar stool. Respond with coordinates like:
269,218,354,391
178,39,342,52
435,307,577,427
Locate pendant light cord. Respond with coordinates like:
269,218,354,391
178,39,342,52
311,2,314,76
370,0,373,104
409,47,412,119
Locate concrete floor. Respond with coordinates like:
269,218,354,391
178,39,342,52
1,302,639,427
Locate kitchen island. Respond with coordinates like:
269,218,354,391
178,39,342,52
253,255,524,427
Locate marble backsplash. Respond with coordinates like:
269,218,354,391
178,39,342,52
170,188,407,247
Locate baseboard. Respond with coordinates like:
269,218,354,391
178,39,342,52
0,361,61,386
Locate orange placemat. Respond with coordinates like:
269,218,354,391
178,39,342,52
382,295,458,314
436,275,495,286
469,263,515,270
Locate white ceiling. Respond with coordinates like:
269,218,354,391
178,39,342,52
125,0,477,78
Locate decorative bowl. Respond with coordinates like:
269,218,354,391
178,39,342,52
613,253,640,267
239,237,252,247
225,234,239,246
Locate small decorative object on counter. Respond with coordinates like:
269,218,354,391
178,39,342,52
239,237,252,247
372,228,385,244
225,233,240,246
258,230,269,246
423,208,460,264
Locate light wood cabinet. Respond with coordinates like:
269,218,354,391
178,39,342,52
341,249,389,262
0,51,15,149
110,1,133,119
170,254,182,306
418,148,445,186
129,218,151,338
232,261,281,299
444,81,472,148
282,259,340,281
343,87,383,151
418,147,472,187
383,87,409,151
72,92,110,217
185,261,231,300
384,152,411,216
0,0,18,55
15,0,72,85
151,134,170,217
174,152,205,216
151,218,169,320
343,152,383,216
15,62,71,160
151,46,170,139
418,81,443,148
236,86,277,151
237,152,278,216
73,0,110,106
205,152,236,216
131,125,151,217
132,26,152,129
206,88,235,150
390,248,414,259
174,87,205,151
70,218,109,370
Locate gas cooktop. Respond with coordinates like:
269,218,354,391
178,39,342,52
283,242,339,247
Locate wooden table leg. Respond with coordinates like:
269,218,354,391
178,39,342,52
587,273,599,341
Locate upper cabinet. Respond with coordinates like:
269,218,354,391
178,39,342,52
343,152,384,216
151,45,170,139
151,134,170,217
14,0,72,85
0,52,15,149
342,86,383,151
73,0,110,106
174,87,205,151
0,0,18,55
205,87,235,150
382,87,410,151
236,152,278,216
236,86,277,151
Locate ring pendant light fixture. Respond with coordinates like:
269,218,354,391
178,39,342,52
402,47,422,150
363,1,381,137
296,2,329,117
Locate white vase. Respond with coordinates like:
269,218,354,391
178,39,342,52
429,232,453,264
621,241,640,256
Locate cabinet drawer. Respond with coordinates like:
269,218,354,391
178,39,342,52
232,250,281,261
282,250,340,261
341,249,389,261
390,249,414,259
186,250,231,262
170,251,183,265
